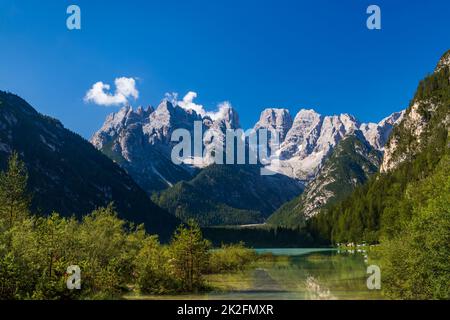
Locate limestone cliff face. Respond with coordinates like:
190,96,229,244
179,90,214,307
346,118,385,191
91,100,241,193
254,108,293,141
92,98,403,193
380,102,428,172
381,51,450,173
268,130,382,226
263,108,401,181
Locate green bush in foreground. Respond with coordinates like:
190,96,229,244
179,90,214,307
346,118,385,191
381,155,450,299
208,243,257,274
134,236,178,294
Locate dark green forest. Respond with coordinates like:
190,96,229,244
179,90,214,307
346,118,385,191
153,164,302,226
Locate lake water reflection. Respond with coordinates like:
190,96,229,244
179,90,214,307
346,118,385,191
134,248,384,300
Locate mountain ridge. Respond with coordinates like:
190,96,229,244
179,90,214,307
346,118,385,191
268,129,383,227
91,94,404,226
92,100,403,191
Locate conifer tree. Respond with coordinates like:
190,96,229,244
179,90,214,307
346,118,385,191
0,151,30,229
169,219,210,291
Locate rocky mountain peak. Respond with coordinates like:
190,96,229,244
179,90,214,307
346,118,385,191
151,100,174,119
210,104,240,129
91,92,407,190
254,108,293,141
282,109,322,152
135,105,154,117
435,50,450,73
378,110,404,126
268,128,383,225
359,110,405,151
266,107,400,181
294,109,321,122
339,113,360,131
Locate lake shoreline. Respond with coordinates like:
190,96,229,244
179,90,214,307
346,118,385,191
126,248,382,300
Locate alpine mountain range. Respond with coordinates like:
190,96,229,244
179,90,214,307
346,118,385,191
1,50,449,234
90,97,404,225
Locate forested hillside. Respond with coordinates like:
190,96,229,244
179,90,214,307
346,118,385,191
153,164,303,226
0,91,179,239
308,54,449,244
268,131,382,227
306,51,450,299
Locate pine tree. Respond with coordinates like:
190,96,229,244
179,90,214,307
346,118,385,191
169,219,211,292
0,152,30,229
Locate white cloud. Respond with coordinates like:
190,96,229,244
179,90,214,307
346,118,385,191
175,91,232,121
177,91,206,116
84,77,139,106
207,101,232,121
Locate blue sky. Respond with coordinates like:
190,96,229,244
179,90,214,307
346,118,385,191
0,0,449,138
